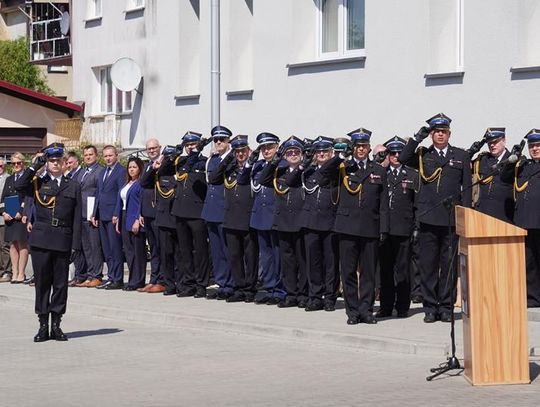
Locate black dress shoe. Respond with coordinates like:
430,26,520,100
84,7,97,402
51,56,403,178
176,287,196,297
396,310,409,318
244,294,255,303
206,291,218,300
122,286,138,292
194,289,207,298
411,295,423,304
423,312,437,323
266,297,282,305
439,312,452,322
254,295,271,304
375,309,393,318
217,291,232,300
104,282,124,290
347,317,359,325
96,280,111,289
50,313,68,341
297,299,308,308
163,288,178,296
359,314,377,324
277,298,297,308
323,302,336,312
34,314,49,343
305,302,324,312
226,292,245,303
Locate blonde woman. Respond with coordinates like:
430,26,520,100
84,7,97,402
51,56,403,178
0,152,29,283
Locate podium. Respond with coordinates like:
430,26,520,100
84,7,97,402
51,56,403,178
456,206,530,385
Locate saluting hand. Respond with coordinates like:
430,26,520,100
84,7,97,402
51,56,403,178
414,126,431,143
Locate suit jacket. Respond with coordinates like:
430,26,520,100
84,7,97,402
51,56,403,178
78,162,104,220
328,157,389,238
473,150,514,224
202,153,229,223
250,160,276,231
161,153,208,220
259,161,304,232
512,158,540,229
93,163,126,222
386,165,418,236
208,154,254,231
0,174,26,217
299,162,340,232
399,140,472,227
140,165,176,228
140,161,157,218
14,169,81,252
114,181,144,232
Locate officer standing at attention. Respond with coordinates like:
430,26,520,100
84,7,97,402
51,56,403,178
399,113,472,323
324,128,389,325
202,126,235,300
259,136,308,308
250,132,286,305
511,129,540,308
208,135,258,303
377,136,418,319
14,144,81,342
470,128,514,223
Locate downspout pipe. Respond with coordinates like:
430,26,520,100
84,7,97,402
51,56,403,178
210,0,220,128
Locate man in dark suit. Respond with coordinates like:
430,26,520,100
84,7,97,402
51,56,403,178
377,136,418,319
138,138,161,292
324,129,389,325
399,113,472,323
75,146,104,288
91,145,126,290
14,143,82,342
470,128,514,223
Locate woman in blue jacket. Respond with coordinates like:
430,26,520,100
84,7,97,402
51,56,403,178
114,157,146,291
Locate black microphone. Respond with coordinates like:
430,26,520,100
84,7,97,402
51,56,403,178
491,153,518,170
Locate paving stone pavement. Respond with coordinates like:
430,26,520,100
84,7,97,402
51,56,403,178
1,297,539,407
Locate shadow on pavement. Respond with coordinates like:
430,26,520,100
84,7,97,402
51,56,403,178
530,361,540,382
66,328,123,339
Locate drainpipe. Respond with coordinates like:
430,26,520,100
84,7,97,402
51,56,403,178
210,0,220,128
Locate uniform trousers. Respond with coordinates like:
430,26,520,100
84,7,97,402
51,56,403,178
525,229,540,307
81,221,103,280
409,235,422,299
225,228,259,298
339,234,377,320
176,217,210,291
121,215,147,289
72,243,87,281
379,235,411,313
144,217,161,285
418,223,458,314
256,230,285,299
99,220,124,283
207,222,233,293
304,229,339,306
31,246,70,315
278,230,307,302
159,226,181,291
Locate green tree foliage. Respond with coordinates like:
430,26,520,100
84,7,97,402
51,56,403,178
0,37,53,95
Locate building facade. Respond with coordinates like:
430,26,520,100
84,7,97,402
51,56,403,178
72,0,540,149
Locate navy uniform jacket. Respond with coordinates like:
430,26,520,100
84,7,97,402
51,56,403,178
0,174,25,215
140,161,157,219
208,154,254,232
14,169,81,252
161,153,207,220
472,150,514,224
140,166,176,229
202,153,227,223
259,161,304,233
512,159,540,229
93,163,126,221
386,166,418,236
250,160,276,231
399,140,472,227
299,162,340,232
325,156,389,238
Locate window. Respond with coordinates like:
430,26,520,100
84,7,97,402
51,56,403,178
318,0,365,57
428,0,464,73
127,0,145,10
98,67,133,114
88,0,102,18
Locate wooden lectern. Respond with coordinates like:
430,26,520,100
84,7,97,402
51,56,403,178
455,206,530,385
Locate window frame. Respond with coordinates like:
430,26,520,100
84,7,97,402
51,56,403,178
97,66,134,115
87,0,102,19
126,0,145,12
317,0,365,60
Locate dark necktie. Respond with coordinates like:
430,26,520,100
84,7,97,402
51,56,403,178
104,167,112,182
393,169,398,177
81,168,90,181
358,161,364,170
439,150,445,158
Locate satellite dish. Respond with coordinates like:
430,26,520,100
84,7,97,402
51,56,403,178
110,57,143,92
60,12,70,36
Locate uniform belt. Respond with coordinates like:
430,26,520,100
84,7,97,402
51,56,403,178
37,219,71,228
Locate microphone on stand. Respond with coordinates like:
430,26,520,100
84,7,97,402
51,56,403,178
490,153,518,171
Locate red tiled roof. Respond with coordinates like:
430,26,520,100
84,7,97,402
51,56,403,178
0,79,83,117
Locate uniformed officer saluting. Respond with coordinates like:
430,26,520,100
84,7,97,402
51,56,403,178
377,136,418,319
511,129,540,308
14,143,82,342
470,128,514,223
399,113,472,323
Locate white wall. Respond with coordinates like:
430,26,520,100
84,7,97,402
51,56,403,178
72,0,540,150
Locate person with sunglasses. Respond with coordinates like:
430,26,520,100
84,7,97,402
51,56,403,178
0,152,29,284
377,136,418,319
258,136,308,308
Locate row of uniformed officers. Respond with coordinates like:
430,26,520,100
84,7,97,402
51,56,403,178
8,112,540,341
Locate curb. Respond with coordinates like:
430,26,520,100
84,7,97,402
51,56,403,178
2,293,451,357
